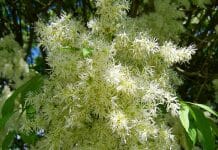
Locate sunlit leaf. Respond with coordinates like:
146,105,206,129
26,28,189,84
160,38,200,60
82,48,93,57
188,126,197,145
179,103,190,132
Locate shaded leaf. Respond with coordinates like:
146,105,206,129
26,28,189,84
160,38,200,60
0,113,13,130
20,133,38,145
26,105,36,119
188,102,218,117
19,74,44,105
0,74,43,130
190,105,215,150
2,131,15,150
208,119,218,137
1,90,19,117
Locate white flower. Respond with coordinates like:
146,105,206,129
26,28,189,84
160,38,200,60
106,64,124,84
142,82,180,115
116,32,129,47
131,33,159,59
105,64,137,94
111,96,118,108
19,58,29,73
137,125,159,143
139,131,148,142
164,128,174,141
160,42,196,65
142,82,164,103
109,110,129,134
167,102,180,116
87,19,97,29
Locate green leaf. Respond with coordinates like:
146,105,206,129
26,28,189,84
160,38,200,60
20,133,38,145
179,102,197,146
208,119,218,137
187,102,218,117
188,126,197,145
0,90,20,131
0,74,43,130
0,113,13,130
182,130,194,150
26,105,36,119
2,131,15,150
82,48,93,57
179,103,190,132
1,90,19,117
0,0,5,4
190,105,215,150
19,74,44,106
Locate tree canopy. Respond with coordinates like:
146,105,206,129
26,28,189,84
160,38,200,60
0,0,218,149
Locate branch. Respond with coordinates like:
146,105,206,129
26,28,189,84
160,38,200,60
176,67,218,80
176,67,205,78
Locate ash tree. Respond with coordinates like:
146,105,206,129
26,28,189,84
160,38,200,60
20,0,196,149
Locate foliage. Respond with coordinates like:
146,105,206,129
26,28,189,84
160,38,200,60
1,1,217,105
179,101,218,150
135,0,185,42
0,35,43,148
0,74,44,149
178,0,218,104
212,79,218,103
0,0,217,149
18,1,198,149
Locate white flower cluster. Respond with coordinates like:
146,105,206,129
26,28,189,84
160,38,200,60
160,42,196,65
36,14,81,51
109,110,129,138
105,64,136,94
142,82,180,116
0,35,30,88
132,33,159,58
22,0,195,149
88,0,129,36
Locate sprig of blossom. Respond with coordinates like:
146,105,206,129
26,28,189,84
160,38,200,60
142,81,180,116
105,64,137,94
89,0,129,37
0,35,30,88
160,42,196,65
21,0,196,149
109,110,130,139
